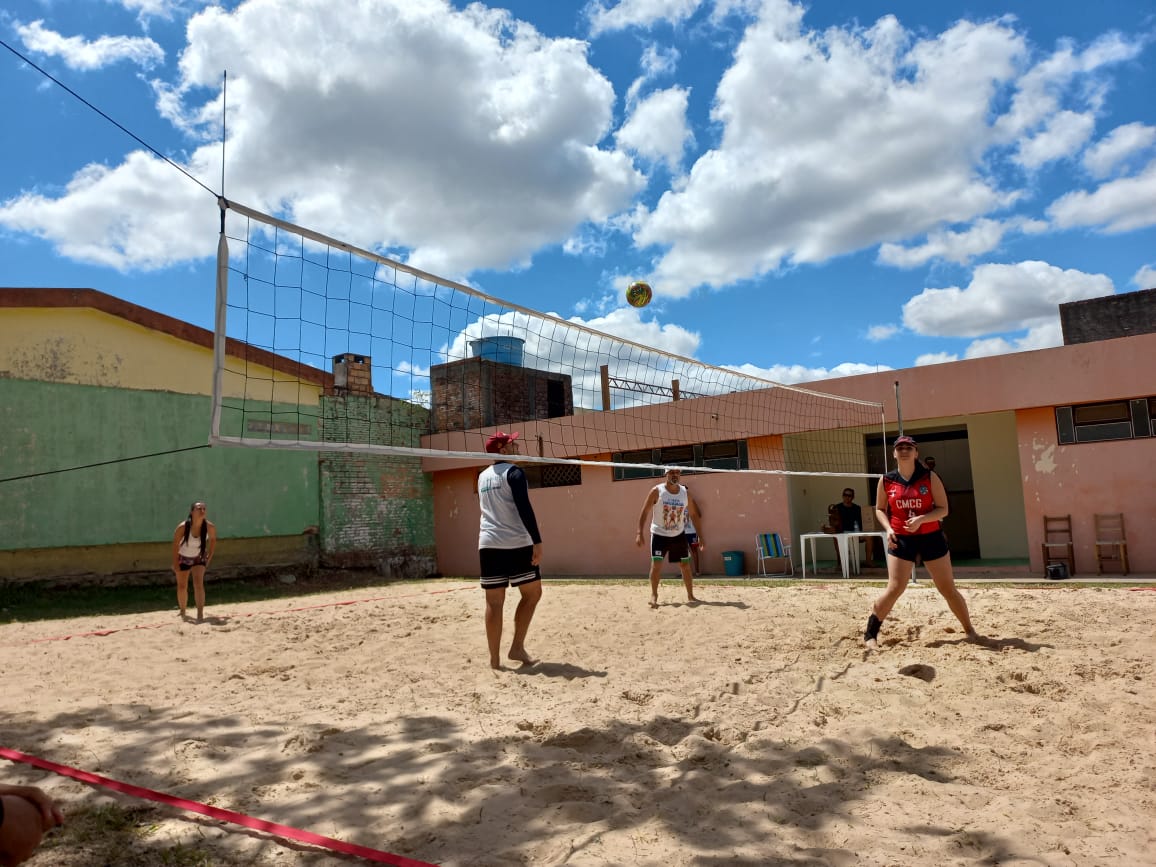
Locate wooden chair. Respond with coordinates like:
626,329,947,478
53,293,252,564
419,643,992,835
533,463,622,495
1094,513,1129,575
755,533,794,577
1042,515,1075,577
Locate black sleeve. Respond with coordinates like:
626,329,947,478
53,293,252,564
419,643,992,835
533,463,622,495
506,466,542,544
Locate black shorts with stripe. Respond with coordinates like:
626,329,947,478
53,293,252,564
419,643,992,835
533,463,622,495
651,532,690,563
887,530,950,563
479,546,541,589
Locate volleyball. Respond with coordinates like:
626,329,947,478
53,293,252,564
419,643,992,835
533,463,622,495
626,280,653,308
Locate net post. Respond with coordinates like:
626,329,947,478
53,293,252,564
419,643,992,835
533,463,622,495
600,364,610,411
209,198,229,444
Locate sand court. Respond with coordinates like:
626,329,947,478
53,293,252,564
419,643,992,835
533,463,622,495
1,581,1153,865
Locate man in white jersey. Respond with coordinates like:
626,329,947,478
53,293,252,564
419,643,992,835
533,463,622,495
635,468,703,608
478,431,542,669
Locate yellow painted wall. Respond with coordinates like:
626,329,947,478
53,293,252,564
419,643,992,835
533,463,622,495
967,412,1029,559
0,308,321,405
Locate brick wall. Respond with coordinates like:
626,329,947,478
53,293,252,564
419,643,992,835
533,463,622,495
319,392,437,576
1060,287,1156,345
430,357,573,432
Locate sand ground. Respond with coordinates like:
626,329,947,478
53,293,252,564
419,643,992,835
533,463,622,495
1,580,1154,866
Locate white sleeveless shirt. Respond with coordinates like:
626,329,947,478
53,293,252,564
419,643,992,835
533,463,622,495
650,482,689,538
478,462,533,549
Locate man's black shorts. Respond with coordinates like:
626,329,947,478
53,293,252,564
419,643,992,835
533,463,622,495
651,532,690,563
888,530,950,563
479,546,541,589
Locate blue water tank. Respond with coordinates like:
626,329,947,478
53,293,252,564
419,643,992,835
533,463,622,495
470,336,524,366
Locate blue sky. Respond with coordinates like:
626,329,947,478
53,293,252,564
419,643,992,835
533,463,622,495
1,0,1154,386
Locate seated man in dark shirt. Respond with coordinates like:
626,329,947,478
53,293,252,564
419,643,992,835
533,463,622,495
836,488,878,568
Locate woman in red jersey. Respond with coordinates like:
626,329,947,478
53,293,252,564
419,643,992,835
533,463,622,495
863,436,977,648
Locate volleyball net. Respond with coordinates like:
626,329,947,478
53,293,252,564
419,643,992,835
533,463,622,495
210,199,885,477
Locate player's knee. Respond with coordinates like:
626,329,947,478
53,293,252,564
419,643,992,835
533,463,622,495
0,795,47,866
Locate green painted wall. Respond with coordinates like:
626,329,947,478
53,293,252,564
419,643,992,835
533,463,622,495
0,378,318,551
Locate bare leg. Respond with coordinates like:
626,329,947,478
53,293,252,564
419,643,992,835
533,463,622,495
924,554,976,636
648,560,663,607
175,570,190,618
484,586,507,669
191,565,207,622
508,580,541,665
866,552,913,647
680,560,698,602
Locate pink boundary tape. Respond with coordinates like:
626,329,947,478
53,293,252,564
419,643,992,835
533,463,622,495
0,747,436,866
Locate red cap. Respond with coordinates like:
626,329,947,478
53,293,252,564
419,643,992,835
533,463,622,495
485,431,519,453
893,435,917,447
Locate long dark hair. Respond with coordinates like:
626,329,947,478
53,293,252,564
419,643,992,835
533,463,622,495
182,502,208,551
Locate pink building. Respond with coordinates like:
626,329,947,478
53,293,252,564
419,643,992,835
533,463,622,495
424,326,1155,579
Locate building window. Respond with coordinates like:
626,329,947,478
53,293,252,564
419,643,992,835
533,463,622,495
523,463,582,489
1056,397,1154,444
611,440,749,480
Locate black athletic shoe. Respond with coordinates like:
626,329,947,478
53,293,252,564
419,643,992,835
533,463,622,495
864,613,883,642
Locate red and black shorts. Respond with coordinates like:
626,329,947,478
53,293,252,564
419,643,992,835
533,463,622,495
177,556,206,572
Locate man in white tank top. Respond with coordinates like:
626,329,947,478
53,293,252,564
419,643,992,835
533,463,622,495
635,468,704,608
478,431,543,669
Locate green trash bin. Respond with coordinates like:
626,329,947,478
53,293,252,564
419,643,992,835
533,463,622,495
722,550,745,577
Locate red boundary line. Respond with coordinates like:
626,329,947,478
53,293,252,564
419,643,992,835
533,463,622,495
0,747,436,866
3,585,475,647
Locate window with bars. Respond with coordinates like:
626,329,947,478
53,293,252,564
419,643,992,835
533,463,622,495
521,463,583,489
1055,397,1154,444
611,440,749,480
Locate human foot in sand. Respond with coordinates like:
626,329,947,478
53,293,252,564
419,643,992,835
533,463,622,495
508,647,536,667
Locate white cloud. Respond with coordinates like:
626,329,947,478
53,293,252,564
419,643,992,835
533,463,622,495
729,361,892,386
15,20,165,70
1013,110,1096,170
961,321,1063,358
113,0,213,21
992,32,1143,144
0,0,645,275
866,324,899,342
1132,265,1156,290
0,151,216,269
637,9,1033,295
624,42,680,107
1083,122,1156,178
586,0,705,37
878,219,1009,268
914,352,958,366
616,86,694,171
1047,159,1156,233
902,260,1114,338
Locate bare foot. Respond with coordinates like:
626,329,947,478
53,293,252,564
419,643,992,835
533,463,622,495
508,648,536,667
649,596,659,609
687,595,700,604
